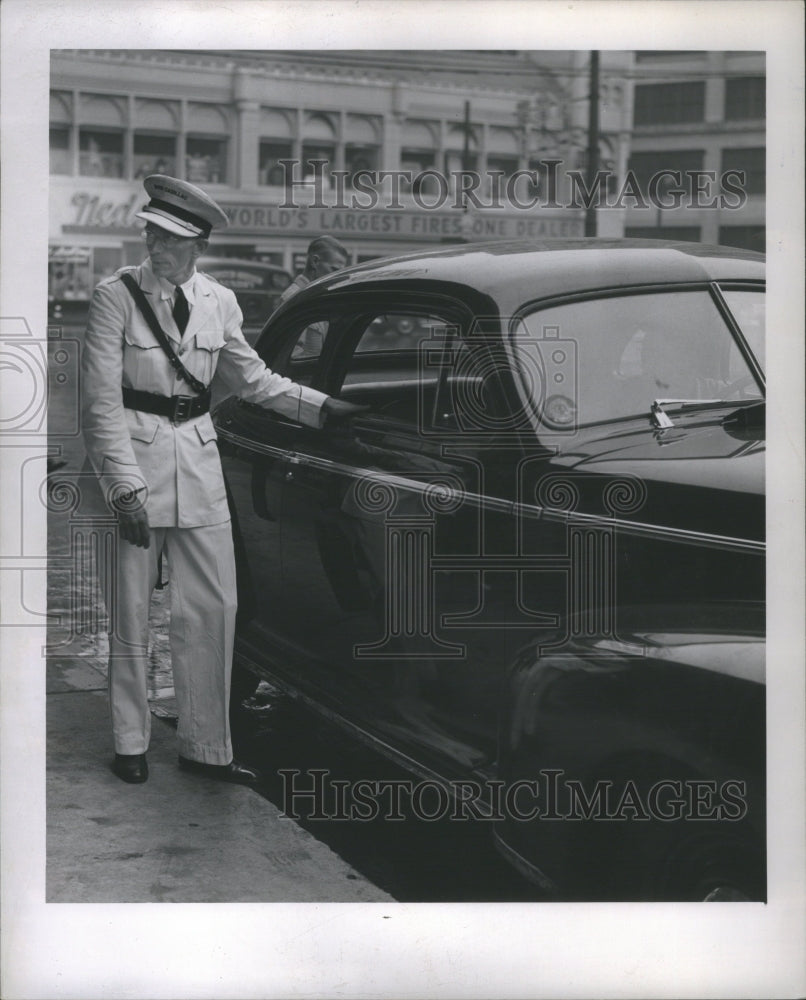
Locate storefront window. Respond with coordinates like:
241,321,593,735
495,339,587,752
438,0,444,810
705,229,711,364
48,247,92,303
92,246,123,286
259,141,293,186
79,128,124,178
50,126,72,175
186,137,227,184
133,133,176,179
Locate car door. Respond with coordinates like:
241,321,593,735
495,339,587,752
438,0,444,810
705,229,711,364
247,289,553,776
216,302,336,638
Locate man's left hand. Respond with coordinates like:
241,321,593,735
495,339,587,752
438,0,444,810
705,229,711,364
322,397,370,424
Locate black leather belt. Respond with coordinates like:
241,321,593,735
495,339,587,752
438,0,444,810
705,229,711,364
122,386,211,423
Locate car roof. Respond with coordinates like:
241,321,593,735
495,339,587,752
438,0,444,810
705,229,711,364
317,238,765,308
201,256,290,274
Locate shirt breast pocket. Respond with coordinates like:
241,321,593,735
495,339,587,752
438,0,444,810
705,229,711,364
123,325,163,387
189,327,226,384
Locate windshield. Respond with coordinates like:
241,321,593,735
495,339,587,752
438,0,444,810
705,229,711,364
721,288,765,371
514,288,765,429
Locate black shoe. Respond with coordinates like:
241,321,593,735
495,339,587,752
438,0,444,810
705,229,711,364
112,753,148,783
178,755,263,786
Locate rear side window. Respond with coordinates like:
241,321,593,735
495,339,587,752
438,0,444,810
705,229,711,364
515,289,764,429
338,312,462,428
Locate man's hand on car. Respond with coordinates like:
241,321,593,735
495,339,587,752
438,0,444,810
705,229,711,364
322,397,370,424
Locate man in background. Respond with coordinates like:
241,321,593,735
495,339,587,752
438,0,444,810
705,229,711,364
275,235,349,310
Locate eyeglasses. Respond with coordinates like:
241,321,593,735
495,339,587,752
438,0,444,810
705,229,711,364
141,226,196,249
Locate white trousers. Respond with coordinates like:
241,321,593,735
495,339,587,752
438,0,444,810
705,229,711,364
101,521,237,764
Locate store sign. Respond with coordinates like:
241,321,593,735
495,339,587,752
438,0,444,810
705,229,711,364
220,204,584,241
68,191,140,229
53,184,583,241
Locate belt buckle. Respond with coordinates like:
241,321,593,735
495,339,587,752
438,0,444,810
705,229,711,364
172,395,194,423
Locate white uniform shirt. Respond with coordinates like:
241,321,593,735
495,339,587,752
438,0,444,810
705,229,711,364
81,260,328,527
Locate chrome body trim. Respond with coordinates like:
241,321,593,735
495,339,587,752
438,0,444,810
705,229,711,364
217,425,765,555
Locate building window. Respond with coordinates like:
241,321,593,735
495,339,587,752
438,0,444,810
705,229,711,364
527,158,561,201
487,154,520,180
721,147,765,195
725,77,765,121
301,142,336,185
718,225,765,253
400,149,437,196
186,136,227,184
50,126,71,175
444,149,478,174
345,144,379,188
78,128,124,178
627,149,704,193
625,225,702,243
633,82,705,126
260,140,293,186
133,133,176,179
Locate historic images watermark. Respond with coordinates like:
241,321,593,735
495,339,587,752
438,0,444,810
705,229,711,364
279,768,750,823
273,158,750,212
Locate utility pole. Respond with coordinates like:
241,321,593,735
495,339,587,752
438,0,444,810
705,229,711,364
585,50,600,237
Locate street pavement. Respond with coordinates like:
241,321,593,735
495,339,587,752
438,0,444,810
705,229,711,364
47,655,392,903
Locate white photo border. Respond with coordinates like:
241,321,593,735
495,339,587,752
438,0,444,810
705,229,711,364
1,1,804,998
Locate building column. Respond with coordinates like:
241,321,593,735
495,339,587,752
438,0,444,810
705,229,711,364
293,107,303,163
125,94,135,180
382,113,402,173
335,110,346,173
70,90,80,176
236,100,261,188
177,100,187,180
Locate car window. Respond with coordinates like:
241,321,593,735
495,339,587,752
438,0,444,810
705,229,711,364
720,288,765,372
515,289,764,429
274,314,333,386
337,312,465,429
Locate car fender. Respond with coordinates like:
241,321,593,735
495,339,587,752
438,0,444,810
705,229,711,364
493,616,765,899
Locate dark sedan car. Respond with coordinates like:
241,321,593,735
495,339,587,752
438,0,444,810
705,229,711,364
215,239,765,901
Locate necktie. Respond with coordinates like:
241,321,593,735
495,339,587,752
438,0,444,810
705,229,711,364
173,286,190,335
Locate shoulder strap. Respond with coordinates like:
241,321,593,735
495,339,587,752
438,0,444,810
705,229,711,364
119,272,208,394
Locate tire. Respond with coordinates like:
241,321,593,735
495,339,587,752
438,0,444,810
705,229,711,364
652,830,765,902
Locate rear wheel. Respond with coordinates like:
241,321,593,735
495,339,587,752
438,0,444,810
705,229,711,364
652,830,764,902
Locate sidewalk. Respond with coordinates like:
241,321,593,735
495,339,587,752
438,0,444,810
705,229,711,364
46,657,393,903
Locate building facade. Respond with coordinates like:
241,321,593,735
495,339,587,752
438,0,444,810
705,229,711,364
48,48,765,314
623,50,765,250
48,48,633,309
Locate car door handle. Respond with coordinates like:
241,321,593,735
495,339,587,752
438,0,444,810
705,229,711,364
284,453,302,481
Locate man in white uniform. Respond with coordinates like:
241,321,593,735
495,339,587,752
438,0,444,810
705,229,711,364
82,175,358,784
